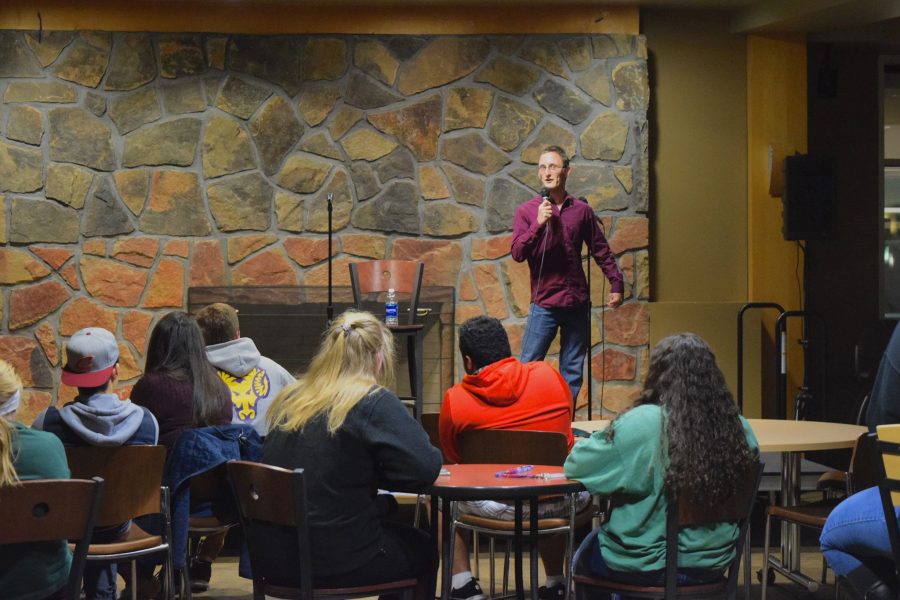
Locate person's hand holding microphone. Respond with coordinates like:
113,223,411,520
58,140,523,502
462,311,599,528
537,187,553,227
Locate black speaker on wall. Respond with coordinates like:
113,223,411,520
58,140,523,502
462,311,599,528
782,154,834,241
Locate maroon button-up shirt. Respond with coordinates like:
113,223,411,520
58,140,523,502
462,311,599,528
511,193,623,308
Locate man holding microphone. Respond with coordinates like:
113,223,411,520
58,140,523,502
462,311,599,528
511,145,623,405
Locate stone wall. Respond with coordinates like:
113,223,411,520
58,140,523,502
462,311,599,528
0,30,649,421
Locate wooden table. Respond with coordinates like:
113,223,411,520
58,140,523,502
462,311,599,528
572,418,865,591
427,463,585,600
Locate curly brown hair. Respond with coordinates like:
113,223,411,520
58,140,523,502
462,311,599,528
608,332,756,505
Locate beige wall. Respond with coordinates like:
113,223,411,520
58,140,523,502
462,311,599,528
746,34,808,416
641,13,806,416
641,11,764,413
642,10,749,302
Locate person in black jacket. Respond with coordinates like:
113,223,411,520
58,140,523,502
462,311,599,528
261,310,442,598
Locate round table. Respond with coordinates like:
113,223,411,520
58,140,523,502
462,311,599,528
427,463,585,600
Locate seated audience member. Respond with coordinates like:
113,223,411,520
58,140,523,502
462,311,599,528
191,302,293,591
821,489,897,597
33,327,158,600
35,327,159,447
866,322,900,431
195,302,295,435
130,311,232,593
132,311,232,451
439,315,587,600
565,333,759,587
261,310,441,598
0,359,72,600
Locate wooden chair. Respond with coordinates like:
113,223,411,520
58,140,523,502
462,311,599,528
573,461,764,600
227,460,418,600
817,393,872,495
66,445,175,600
183,463,240,599
349,260,425,419
421,412,444,461
452,429,593,599
0,477,104,600
876,424,900,586
414,413,444,528
760,432,879,599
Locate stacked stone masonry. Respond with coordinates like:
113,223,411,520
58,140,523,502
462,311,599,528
0,31,650,421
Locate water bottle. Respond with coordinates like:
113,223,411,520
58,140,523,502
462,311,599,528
385,288,399,326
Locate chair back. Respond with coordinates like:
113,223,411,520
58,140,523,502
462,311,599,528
847,432,880,493
421,413,444,461
189,462,231,504
876,424,900,572
228,460,314,597
0,477,104,600
66,445,166,527
349,260,424,325
665,461,764,596
457,429,568,466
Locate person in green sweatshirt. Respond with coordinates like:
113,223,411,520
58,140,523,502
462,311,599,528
0,359,72,600
564,332,759,587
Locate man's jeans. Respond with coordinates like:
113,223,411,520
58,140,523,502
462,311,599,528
84,521,131,600
520,303,589,403
821,486,900,580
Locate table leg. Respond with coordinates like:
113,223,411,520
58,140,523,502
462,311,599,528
788,451,801,570
440,497,453,600
429,494,439,600
779,450,794,568
515,500,524,600
530,498,539,600
766,450,819,592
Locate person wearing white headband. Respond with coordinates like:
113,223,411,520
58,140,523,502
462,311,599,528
0,358,72,600
0,388,19,418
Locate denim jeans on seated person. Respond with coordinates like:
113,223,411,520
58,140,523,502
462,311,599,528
83,521,131,600
574,531,722,599
820,486,900,582
520,303,590,403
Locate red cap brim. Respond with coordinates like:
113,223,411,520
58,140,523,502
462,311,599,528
61,366,115,388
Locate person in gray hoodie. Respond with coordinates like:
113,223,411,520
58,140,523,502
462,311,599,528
191,302,295,591
195,302,295,437
34,326,159,600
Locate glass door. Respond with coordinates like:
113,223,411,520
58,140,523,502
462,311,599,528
881,60,900,317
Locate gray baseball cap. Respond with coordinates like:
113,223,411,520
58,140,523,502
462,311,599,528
61,327,119,387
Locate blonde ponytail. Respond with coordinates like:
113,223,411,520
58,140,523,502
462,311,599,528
267,310,395,434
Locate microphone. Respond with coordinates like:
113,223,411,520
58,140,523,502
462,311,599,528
539,188,552,221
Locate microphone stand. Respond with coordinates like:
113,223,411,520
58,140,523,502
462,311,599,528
326,192,334,324
579,196,595,420
580,196,608,421
586,247,593,419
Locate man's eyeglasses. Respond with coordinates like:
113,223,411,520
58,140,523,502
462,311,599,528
538,164,565,173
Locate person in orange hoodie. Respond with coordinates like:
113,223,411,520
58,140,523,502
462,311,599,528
439,316,588,600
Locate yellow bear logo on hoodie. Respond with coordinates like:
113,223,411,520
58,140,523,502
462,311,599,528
218,368,270,423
